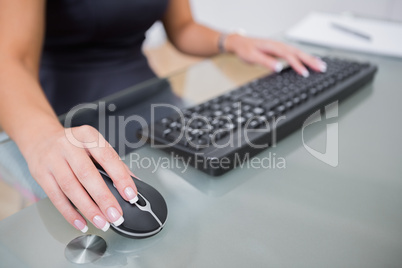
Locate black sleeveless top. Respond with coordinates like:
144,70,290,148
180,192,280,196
40,0,169,115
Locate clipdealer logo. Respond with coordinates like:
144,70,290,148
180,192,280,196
63,100,340,168
302,101,339,167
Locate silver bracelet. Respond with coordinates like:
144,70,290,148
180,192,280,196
218,33,229,53
218,29,247,53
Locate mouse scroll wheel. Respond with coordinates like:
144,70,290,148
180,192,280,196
136,194,147,206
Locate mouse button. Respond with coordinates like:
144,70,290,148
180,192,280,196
136,194,147,206
143,191,168,222
118,197,134,211
129,179,168,222
122,207,161,232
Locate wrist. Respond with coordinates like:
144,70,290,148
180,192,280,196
218,29,247,54
16,117,64,157
224,33,244,54
224,32,246,54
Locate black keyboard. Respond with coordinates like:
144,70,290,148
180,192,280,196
139,57,377,175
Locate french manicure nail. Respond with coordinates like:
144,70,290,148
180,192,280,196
107,207,124,226
124,187,139,204
319,61,327,72
301,69,310,78
274,62,283,73
93,215,110,232
315,57,327,72
74,219,88,233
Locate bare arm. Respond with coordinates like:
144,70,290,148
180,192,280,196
0,0,138,233
162,0,220,57
162,0,327,76
0,0,60,147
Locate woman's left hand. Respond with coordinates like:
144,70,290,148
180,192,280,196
225,34,327,77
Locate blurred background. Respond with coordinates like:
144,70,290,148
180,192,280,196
143,0,402,76
1,0,401,220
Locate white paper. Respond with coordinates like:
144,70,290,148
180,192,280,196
286,12,402,58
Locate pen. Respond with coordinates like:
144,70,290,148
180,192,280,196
331,22,372,41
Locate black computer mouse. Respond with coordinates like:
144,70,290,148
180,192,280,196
98,168,168,238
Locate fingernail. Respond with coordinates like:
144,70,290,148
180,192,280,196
93,215,110,232
274,62,283,73
301,69,310,78
107,207,124,226
124,187,138,204
319,61,327,72
74,219,88,233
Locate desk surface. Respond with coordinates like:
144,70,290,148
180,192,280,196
1,45,402,267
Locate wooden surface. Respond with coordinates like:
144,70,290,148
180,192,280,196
143,41,204,77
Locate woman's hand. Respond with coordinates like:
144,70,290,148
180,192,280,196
225,34,327,77
23,124,138,233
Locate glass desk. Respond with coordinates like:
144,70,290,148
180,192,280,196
1,45,402,267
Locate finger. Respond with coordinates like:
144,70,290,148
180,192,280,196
63,146,125,226
283,53,310,77
124,162,139,180
38,172,89,233
296,50,327,73
257,41,310,77
255,39,284,55
248,49,284,73
69,125,137,205
50,160,112,231
84,135,138,204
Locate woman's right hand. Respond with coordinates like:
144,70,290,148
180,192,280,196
23,124,138,233
0,0,137,233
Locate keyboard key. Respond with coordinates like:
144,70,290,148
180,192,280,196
211,129,228,141
276,105,286,114
196,137,209,145
211,103,221,110
309,88,317,95
242,105,252,112
231,91,249,100
253,107,264,115
214,110,223,117
223,106,232,113
190,120,204,129
178,136,192,147
191,129,202,138
263,103,276,111
248,120,260,129
166,130,182,142
266,111,275,118
232,102,241,109
258,115,268,124
169,122,181,130
242,97,264,106
163,128,172,137
224,123,236,130
236,117,246,125
161,118,172,127
245,112,254,119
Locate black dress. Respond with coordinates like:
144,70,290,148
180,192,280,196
40,0,169,115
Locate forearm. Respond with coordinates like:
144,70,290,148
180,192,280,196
166,22,221,57
0,60,62,155
162,0,227,57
